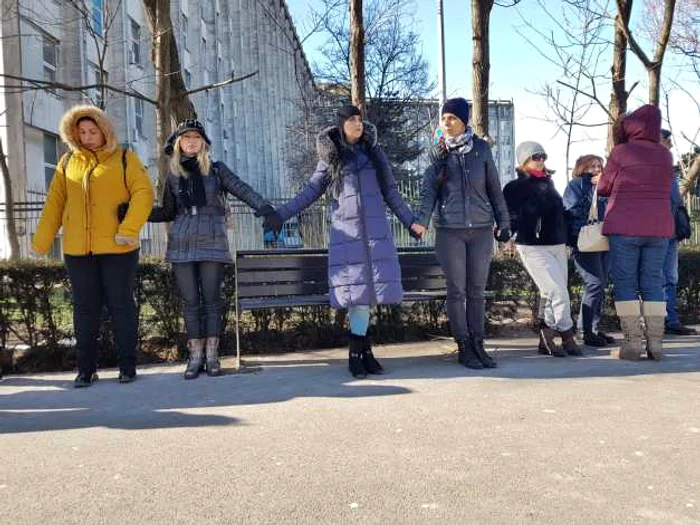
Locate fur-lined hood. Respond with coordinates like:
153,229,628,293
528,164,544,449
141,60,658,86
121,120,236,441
316,121,378,166
59,105,119,154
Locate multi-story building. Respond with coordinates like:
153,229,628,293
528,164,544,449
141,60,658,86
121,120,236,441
0,0,315,258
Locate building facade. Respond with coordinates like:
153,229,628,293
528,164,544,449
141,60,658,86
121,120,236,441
0,0,315,258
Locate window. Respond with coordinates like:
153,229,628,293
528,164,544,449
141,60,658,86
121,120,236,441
184,69,192,89
181,13,188,50
92,0,104,37
43,134,59,189
129,18,141,64
134,97,144,135
42,34,57,83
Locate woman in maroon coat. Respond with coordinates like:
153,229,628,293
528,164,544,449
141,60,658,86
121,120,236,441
598,105,674,361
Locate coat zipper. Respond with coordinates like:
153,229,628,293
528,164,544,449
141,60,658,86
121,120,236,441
355,155,378,305
457,154,468,226
84,152,99,254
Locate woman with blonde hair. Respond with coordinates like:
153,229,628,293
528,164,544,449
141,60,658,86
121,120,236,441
144,119,275,379
503,142,580,357
563,154,615,347
32,105,154,387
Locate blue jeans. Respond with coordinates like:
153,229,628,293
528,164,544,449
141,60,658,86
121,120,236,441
663,240,680,325
608,235,668,302
573,250,609,334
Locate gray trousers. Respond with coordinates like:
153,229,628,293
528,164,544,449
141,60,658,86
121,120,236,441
435,227,494,340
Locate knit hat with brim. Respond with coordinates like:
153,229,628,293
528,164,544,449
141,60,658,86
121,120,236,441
164,119,211,155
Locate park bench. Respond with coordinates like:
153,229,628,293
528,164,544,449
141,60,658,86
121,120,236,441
232,246,493,367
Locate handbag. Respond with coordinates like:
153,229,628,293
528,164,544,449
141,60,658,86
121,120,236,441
577,185,609,252
675,204,692,241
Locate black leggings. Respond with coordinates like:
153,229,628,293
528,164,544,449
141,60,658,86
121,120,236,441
172,262,225,339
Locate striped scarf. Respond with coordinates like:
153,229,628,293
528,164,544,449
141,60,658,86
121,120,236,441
444,127,474,154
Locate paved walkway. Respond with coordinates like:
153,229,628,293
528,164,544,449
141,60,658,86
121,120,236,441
2,331,700,524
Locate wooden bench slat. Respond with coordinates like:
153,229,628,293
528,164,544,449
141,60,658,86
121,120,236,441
237,281,329,299
237,269,328,284
237,255,328,271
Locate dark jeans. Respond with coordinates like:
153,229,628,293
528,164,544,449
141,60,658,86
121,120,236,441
663,239,680,325
172,262,225,339
64,250,139,375
608,235,668,302
435,227,494,340
573,250,609,334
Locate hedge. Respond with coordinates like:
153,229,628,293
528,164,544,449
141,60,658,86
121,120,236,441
1,248,699,373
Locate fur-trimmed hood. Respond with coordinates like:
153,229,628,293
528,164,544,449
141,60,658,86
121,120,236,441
316,121,378,166
59,105,119,154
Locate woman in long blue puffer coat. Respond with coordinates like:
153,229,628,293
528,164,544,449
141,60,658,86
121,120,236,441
264,105,422,379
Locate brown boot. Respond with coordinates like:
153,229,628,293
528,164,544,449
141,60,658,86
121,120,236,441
560,328,583,356
642,301,666,361
184,339,204,380
614,301,644,360
205,337,222,376
540,325,566,357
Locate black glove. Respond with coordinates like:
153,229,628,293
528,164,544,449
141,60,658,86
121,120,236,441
429,139,448,164
255,204,275,218
117,202,129,223
494,227,512,243
262,211,284,234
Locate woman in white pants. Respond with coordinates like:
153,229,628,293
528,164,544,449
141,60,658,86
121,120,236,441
503,142,580,357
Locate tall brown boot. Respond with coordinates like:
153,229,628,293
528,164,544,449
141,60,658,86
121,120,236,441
205,337,222,376
642,301,666,361
184,339,204,380
560,328,583,356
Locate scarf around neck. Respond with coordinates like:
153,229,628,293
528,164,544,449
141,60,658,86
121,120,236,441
444,127,474,154
178,156,207,208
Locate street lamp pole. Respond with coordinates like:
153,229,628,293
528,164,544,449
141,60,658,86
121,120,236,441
437,0,446,106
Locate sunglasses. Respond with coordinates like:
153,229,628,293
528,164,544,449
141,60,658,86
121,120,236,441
531,153,547,162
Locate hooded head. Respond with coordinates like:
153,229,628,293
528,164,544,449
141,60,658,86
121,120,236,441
59,105,119,154
618,104,662,144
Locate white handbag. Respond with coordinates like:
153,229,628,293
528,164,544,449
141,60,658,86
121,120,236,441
577,185,609,252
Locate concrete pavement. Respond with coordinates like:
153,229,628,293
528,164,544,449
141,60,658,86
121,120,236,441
2,332,700,524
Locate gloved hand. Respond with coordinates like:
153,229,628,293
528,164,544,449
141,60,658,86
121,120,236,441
115,234,138,247
117,202,129,223
262,211,284,235
255,204,275,218
494,227,512,243
429,138,448,163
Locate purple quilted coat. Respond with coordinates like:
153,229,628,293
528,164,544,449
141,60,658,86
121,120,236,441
277,123,415,309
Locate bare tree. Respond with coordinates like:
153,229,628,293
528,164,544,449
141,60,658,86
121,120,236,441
518,0,611,178
471,0,522,140
310,0,434,176
614,0,676,106
0,133,20,261
349,0,366,111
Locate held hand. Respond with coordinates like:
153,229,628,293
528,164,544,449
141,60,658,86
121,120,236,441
409,222,426,240
262,211,284,234
494,227,512,243
591,175,601,185
255,203,275,218
115,234,138,247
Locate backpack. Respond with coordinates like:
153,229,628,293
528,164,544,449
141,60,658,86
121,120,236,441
675,204,692,241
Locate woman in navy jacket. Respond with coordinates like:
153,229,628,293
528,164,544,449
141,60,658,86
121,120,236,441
563,155,614,347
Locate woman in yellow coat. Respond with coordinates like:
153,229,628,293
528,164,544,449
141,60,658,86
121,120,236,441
32,105,154,387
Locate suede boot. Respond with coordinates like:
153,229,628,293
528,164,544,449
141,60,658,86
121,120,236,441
560,328,583,356
614,301,644,361
642,301,666,361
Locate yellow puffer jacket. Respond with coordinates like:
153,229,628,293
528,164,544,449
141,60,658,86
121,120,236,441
32,105,155,256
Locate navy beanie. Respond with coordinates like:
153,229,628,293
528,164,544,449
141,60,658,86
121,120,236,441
336,105,362,128
441,98,470,127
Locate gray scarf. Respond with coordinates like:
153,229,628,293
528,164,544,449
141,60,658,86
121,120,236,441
445,127,474,154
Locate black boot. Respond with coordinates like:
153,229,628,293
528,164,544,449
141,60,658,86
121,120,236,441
361,336,384,374
348,334,367,379
471,336,497,368
457,339,484,369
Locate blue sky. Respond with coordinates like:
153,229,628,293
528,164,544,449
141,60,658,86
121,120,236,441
285,0,699,190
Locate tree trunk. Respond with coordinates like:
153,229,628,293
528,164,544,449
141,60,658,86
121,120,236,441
608,0,632,153
349,0,366,111
0,136,20,261
471,0,494,140
143,0,196,185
